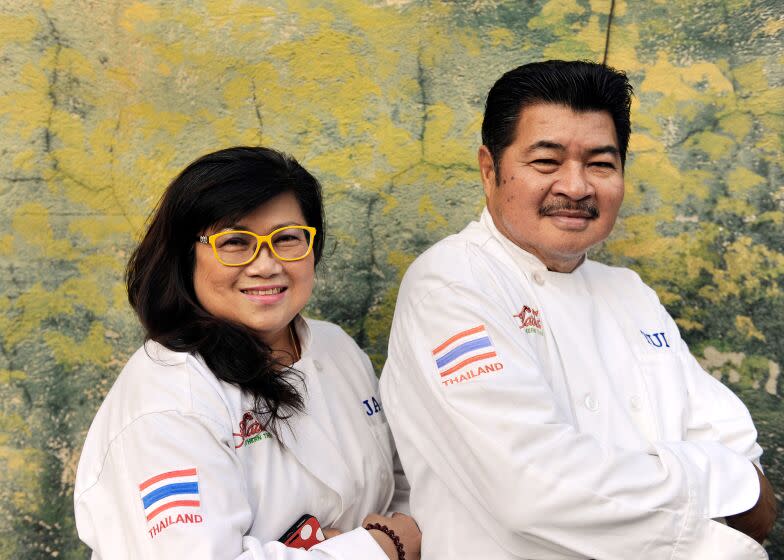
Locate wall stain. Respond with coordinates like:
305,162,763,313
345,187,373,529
0,0,781,557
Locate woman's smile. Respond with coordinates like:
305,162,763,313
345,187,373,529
240,285,288,303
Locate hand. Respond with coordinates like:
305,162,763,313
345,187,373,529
363,512,421,560
726,464,778,543
322,528,343,539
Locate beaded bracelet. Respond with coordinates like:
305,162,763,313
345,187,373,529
365,522,405,560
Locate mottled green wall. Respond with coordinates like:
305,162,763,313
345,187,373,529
0,0,781,557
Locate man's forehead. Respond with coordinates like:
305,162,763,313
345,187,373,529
513,103,619,149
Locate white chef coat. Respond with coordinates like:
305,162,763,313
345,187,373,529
380,208,767,560
75,316,407,559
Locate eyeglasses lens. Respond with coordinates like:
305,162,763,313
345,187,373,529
215,228,311,264
214,232,256,265
270,227,311,259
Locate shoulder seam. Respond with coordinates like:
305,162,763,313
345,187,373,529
74,409,231,503
408,279,466,309
405,236,496,309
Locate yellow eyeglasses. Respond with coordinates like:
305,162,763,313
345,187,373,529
197,225,317,266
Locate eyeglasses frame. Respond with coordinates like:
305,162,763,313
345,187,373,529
197,225,317,266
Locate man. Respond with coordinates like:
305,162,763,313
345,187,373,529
379,61,776,559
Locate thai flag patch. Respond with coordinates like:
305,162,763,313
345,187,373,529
139,468,201,523
432,324,498,379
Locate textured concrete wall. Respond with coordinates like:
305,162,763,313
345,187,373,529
0,0,781,557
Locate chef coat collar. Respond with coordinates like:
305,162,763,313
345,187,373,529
479,207,586,274
290,314,311,364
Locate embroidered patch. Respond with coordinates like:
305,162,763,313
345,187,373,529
640,330,670,348
513,305,544,335
139,468,203,538
233,411,272,448
432,325,504,386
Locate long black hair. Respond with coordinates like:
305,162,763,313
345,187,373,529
482,60,634,177
126,146,325,433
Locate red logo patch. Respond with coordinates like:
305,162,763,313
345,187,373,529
233,412,271,448
514,305,544,335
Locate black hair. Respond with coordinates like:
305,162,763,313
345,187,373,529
126,146,325,434
481,60,634,177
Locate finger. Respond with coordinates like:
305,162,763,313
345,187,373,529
362,513,385,526
389,512,417,527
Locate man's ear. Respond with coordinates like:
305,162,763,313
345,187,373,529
478,145,496,199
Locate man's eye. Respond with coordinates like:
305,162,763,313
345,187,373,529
590,161,616,169
532,159,558,166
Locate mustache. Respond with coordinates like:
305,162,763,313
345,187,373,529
539,199,599,218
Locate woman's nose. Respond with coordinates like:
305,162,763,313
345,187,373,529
244,243,284,276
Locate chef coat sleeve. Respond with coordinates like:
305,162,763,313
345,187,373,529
656,305,764,466
73,410,388,560
680,347,763,465
381,279,761,559
387,452,412,516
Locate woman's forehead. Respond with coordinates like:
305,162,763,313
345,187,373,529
204,192,306,232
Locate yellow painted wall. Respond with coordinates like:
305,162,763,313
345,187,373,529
0,0,781,556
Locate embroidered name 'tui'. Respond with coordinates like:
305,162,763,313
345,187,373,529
641,331,670,348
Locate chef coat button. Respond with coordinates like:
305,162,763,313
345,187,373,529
313,360,323,372
381,471,388,481
532,272,545,286
584,393,599,412
630,395,642,410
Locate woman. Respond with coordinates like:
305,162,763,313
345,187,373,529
74,147,420,559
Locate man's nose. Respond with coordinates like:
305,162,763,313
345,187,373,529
552,162,595,199
244,243,283,276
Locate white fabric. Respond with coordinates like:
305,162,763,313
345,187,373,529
380,208,767,560
75,317,406,559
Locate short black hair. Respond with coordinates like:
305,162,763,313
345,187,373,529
481,60,634,176
127,146,325,433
